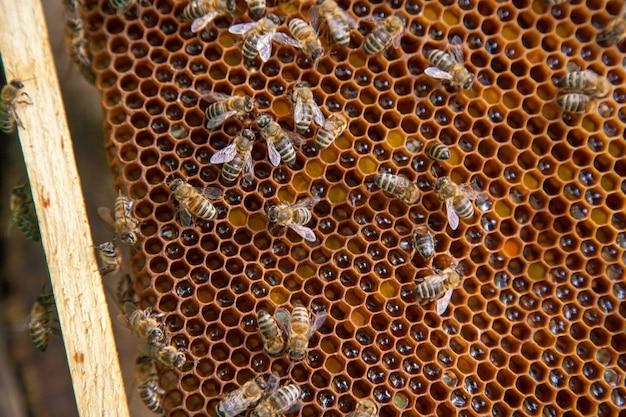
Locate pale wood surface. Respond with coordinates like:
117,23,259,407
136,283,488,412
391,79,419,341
0,0,130,416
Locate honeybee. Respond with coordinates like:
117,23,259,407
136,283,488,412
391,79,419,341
411,226,435,260
141,343,187,369
424,35,474,90
0,79,32,133
122,303,166,346
434,177,482,230
559,69,610,98
311,0,358,48
229,14,301,62
169,178,223,226
288,18,324,62
346,399,377,417
10,183,40,242
287,83,325,133
597,3,626,46
426,142,451,161
363,15,405,55
245,0,265,18
108,0,138,15
182,0,234,33
64,16,96,84
414,265,462,315
257,310,286,356
373,173,420,205
29,292,59,352
210,129,256,184
256,113,304,166
205,94,255,130
267,198,317,242
98,190,141,246
250,384,302,417
556,93,590,113
275,305,327,361
135,356,165,414
95,240,122,276
215,374,279,417
116,274,136,308
315,113,347,149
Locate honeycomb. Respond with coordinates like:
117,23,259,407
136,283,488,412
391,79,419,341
83,0,626,415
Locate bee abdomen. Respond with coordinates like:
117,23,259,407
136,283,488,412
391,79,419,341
182,0,209,21
290,306,309,332
415,280,443,300
206,101,227,120
289,18,311,39
15,215,40,241
190,198,217,220
453,196,474,219
30,323,49,351
364,28,391,55
557,93,589,113
247,0,265,16
428,50,453,71
292,208,312,226
374,173,401,193
295,105,313,132
243,34,260,59
275,136,296,163
139,383,164,413
426,143,451,161
271,385,301,412
222,154,245,182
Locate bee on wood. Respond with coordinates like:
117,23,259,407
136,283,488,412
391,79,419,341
141,343,186,369
411,226,435,260
256,113,304,166
559,69,610,98
597,3,626,46
556,93,590,113
276,305,327,361
250,384,302,417
98,190,141,246
95,240,122,276
229,14,300,62
135,356,165,414
10,183,40,242
116,274,136,308
287,83,325,133
288,18,324,62
424,35,474,90
267,198,317,242
169,178,223,226
122,303,166,346
215,373,279,417
311,0,358,48
426,142,451,161
257,310,286,356
29,292,60,352
0,78,32,134
181,0,234,33
414,265,462,315
346,399,377,417
205,94,255,130
363,15,405,55
434,177,482,230
373,173,420,205
64,16,96,84
210,129,256,184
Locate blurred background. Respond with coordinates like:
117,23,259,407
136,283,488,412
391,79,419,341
0,2,152,416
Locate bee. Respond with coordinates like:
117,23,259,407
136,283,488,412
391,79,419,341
256,113,304,166
245,0,265,18
424,35,474,90
597,3,626,46
411,226,435,260
311,0,358,48
64,16,96,84
251,384,302,417
267,198,317,242
0,79,32,134
559,69,609,98
116,274,136,308
135,356,165,414
434,177,482,230
210,129,256,184
95,240,122,276
426,142,451,161
346,399,377,417
287,83,325,133
182,0,234,33
108,0,137,15
373,173,420,205
315,113,348,149
275,305,327,361
169,178,223,226
10,183,40,242
556,93,590,113
122,303,166,346
29,292,59,352
98,191,141,246
257,310,286,356
230,14,301,62
141,343,187,369
288,18,324,62
414,265,462,315
363,15,405,55
215,374,279,417
205,94,255,130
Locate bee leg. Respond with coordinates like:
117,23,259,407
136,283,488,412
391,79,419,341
18,91,33,105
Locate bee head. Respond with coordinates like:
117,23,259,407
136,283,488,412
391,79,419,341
434,177,446,193
256,114,272,128
241,129,256,143
10,80,25,89
173,352,187,368
254,376,267,390
311,48,324,61
169,178,184,191
215,404,226,417
243,96,255,112
462,74,474,90
290,350,305,361
122,232,138,246
267,206,279,222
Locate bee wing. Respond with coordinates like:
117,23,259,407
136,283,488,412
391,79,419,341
179,206,194,227
293,197,316,210
342,11,359,29
436,289,454,315
327,17,347,40
273,32,302,47
210,142,238,164
459,184,480,200
284,130,306,147
198,186,223,199
307,311,328,337
424,66,454,81
257,33,274,62
282,400,303,415
229,22,257,35
275,308,291,335
206,109,238,129
392,31,404,49
97,206,116,228
191,11,219,32
265,372,280,394
116,1,135,15
266,137,282,166
293,94,305,123
288,223,317,242
242,152,254,183
449,35,465,64
209,92,234,102
308,6,320,31
446,200,460,230
312,101,325,125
